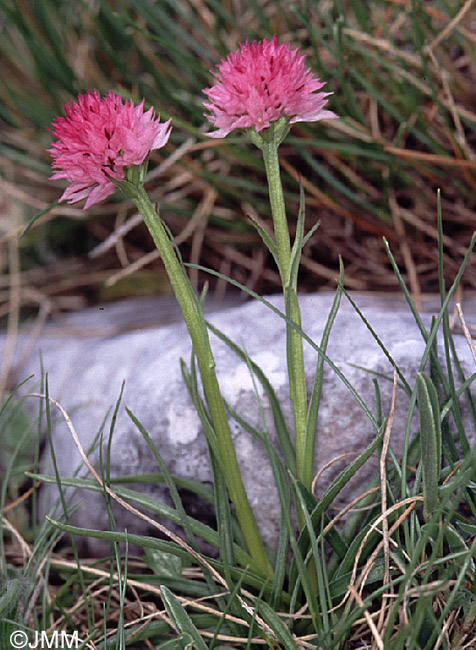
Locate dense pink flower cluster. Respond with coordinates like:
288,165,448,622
49,90,171,209
203,35,337,138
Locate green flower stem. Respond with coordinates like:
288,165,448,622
261,138,291,283
120,179,272,578
260,136,310,495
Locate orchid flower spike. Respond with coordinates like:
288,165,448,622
203,35,337,139
49,90,171,209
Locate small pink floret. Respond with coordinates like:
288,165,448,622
203,35,337,138
49,90,172,209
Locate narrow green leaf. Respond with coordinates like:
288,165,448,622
305,257,344,473
256,600,300,649
340,285,411,396
416,372,441,523
20,201,59,237
291,477,329,636
437,190,470,455
210,446,236,584
160,585,209,650
126,406,200,552
0,578,23,619
246,213,279,266
34,473,256,571
289,179,306,284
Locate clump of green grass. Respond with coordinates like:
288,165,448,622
2,198,476,648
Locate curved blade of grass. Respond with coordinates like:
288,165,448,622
304,257,345,486
0,377,33,418
179,358,219,467
330,529,386,593
210,445,237,587
97,382,126,543
416,372,441,523
255,600,300,649
108,472,214,503
299,146,386,218
208,571,249,650
34,474,257,570
47,516,273,594
382,458,476,646
291,476,332,638
246,214,278,267
20,201,59,237
421,536,476,650
446,333,476,434
383,232,476,377
441,371,476,422
428,314,459,465
29,1,77,91
289,179,307,278
126,406,200,553
339,286,412,395
384,231,476,503
292,481,347,562
41,376,94,626
160,585,208,650
179,353,249,565
436,190,470,455
209,324,297,611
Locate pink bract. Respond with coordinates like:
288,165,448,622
203,35,337,138
49,90,172,209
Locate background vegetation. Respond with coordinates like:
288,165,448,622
1,0,476,324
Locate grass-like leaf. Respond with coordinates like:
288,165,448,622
416,372,442,523
160,585,209,650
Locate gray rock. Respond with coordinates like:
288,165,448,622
3,291,476,554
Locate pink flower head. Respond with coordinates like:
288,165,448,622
203,35,337,138
49,90,172,209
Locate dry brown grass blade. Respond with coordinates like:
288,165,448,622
206,239,281,290
3,514,57,629
395,203,468,258
334,497,422,613
49,558,249,627
104,249,160,288
348,585,385,650
312,452,362,496
2,482,40,515
2,516,31,562
389,192,422,311
323,488,381,543
383,147,476,169
456,302,476,365
88,214,143,260
425,0,475,53
187,187,216,290
300,254,366,289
